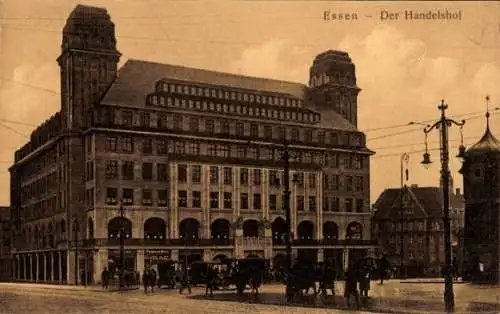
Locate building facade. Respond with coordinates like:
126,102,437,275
372,182,464,277
10,5,375,284
460,112,500,283
0,206,12,281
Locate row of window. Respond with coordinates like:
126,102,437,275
100,107,363,147
103,136,368,169
148,95,320,123
21,195,59,222
103,187,366,212
309,71,356,88
21,171,58,202
154,81,304,108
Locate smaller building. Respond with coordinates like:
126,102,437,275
0,206,12,281
460,111,500,283
372,182,464,277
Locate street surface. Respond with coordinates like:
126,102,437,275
0,280,499,314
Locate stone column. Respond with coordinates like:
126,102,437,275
27,254,32,281
42,253,47,281
203,249,211,262
16,255,20,280
136,249,145,275
317,248,324,262
22,255,26,280
343,248,349,271
202,165,210,239
35,253,39,281
316,172,323,240
50,252,54,282
262,169,269,220
58,251,62,283
169,163,178,239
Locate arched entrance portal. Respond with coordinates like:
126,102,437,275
272,217,286,244
210,219,230,240
144,217,167,240
107,217,132,239
323,221,338,240
243,219,259,237
297,221,314,240
179,218,200,241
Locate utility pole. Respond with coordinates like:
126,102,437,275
400,152,410,279
421,100,465,313
73,219,79,285
280,139,294,301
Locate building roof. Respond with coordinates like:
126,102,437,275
373,186,464,220
101,59,308,108
466,111,500,154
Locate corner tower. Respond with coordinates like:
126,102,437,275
57,5,121,130
308,50,361,126
460,98,500,283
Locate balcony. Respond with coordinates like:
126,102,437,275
272,238,377,246
80,238,235,248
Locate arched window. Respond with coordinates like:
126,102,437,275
144,217,166,239
272,217,287,244
210,219,230,240
107,217,132,239
179,218,200,240
322,221,338,240
346,222,363,240
297,221,314,240
242,219,259,237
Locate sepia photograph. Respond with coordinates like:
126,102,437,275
0,0,499,313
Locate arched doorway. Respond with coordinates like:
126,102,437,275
346,222,363,240
297,221,314,240
144,217,166,239
272,217,286,244
179,218,200,240
87,218,94,239
213,254,228,262
210,219,230,240
243,219,259,237
107,217,132,239
323,221,338,240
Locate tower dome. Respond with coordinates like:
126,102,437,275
466,110,500,155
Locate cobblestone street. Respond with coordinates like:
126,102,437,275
0,280,499,314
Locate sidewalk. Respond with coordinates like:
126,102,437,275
399,277,466,284
0,282,139,292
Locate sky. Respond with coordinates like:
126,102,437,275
0,0,499,206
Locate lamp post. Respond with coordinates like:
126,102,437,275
400,152,410,278
119,200,125,288
279,139,299,301
72,218,79,285
420,100,465,313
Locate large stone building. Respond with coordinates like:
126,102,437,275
0,206,12,281
372,180,464,277
460,111,500,283
9,5,375,284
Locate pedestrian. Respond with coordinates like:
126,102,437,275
101,267,109,290
344,260,360,308
378,255,389,285
359,258,371,297
179,267,192,295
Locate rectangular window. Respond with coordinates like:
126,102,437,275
205,120,215,134
121,111,133,127
189,117,199,132
240,193,249,210
178,165,187,183
223,192,232,209
105,137,118,152
140,112,150,127
210,192,219,209
178,190,187,207
253,193,261,210
253,169,261,185
173,115,183,130
308,173,316,189
174,141,185,154
296,195,304,211
122,161,134,180
105,160,118,179
192,191,201,208
323,196,329,211
250,124,259,137
157,139,168,155
142,189,153,206
223,167,232,185
121,137,134,153
157,163,168,181
142,162,153,180
354,155,363,169
345,176,353,192
122,188,134,205
355,176,364,192
308,196,316,211
208,144,217,156
142,139,153,154
210,166,219,184
240,168,248,185
355,198,364,212
191,165,201,183
105,187,117,205
236,146,246,158
317,131,325,144
158,189,168,207
331,197,339,211
157,113,168,129
269,170,279,186
269,194,277,210
345,198,353,212
264,126,272,139
220,121,230,135
188,143,200,155
235,123,244,137
295,173,304,186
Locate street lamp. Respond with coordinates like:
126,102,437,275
420,100,465,313
400,152,410,278
278,139,300,301
119,200,126,288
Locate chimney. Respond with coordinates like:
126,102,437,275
455,188,461,196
